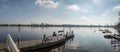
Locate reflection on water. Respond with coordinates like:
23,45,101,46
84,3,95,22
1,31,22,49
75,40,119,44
110,28,120,52
103,28,120,52
28,37,74,52
0,26,118,52
30,41,65,52
111,38,120,52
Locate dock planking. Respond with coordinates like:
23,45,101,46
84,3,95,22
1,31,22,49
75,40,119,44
0,33,74,52
104,35,120,40
0,43,7,52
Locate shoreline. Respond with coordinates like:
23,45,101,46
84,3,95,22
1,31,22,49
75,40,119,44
0,24,114,27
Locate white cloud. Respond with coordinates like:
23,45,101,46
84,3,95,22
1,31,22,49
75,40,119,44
82,9,88,12
79,16,88,20
101,10,108,17
67,4,80,11
92,0,100,5
114,5,120,10
35,0,59,8
102,13,106,17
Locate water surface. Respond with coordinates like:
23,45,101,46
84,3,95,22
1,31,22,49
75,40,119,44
0,26,118,52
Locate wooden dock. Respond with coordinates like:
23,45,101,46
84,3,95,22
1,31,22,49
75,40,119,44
104,35,120,40
0,43,7,52
20,35,66,52
0,32,74,52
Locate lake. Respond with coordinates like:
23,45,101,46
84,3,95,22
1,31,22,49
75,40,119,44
0,26,119,52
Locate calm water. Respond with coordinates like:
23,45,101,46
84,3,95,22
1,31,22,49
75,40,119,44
0,26,119,52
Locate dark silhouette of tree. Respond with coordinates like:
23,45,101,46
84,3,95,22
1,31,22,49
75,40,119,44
116,12,120,28
115,11,120,29
116,12,120,34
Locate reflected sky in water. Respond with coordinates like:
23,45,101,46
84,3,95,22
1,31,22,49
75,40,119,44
0,27,118,52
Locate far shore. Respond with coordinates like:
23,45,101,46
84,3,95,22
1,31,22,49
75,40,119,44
0,24,114,27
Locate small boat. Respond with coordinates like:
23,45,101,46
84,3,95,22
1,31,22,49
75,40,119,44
99,29,103,31
104,35,113,39
102,30,112,33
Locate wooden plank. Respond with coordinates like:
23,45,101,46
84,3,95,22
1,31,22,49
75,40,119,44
0,43,7,52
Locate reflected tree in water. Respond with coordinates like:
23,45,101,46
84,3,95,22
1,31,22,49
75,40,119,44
111,11,120,52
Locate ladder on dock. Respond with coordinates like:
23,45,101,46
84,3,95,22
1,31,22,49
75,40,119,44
7,34,20,52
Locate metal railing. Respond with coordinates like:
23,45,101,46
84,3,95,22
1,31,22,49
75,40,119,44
7,34,20,52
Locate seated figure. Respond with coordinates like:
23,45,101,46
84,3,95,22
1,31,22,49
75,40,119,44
53,32,57,36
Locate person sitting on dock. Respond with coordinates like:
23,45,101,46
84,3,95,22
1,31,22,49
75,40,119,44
42,34,46,43
72,31,74,34
53,32,57,36
43,34,46,40
65,32,68,38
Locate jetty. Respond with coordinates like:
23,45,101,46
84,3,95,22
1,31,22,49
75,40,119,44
104,35,120,40
0,30,74,52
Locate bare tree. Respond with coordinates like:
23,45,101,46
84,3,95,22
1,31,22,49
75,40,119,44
119,12,120,21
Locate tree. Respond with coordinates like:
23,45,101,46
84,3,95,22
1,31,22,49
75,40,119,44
117,12,120,28
119,12,120,21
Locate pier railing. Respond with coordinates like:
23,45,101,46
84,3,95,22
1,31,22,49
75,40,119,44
7,34,20,52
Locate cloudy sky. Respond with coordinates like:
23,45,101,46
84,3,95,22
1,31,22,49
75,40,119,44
0,0,120,25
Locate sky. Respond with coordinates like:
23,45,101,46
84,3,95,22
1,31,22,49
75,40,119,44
0,0,120,25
